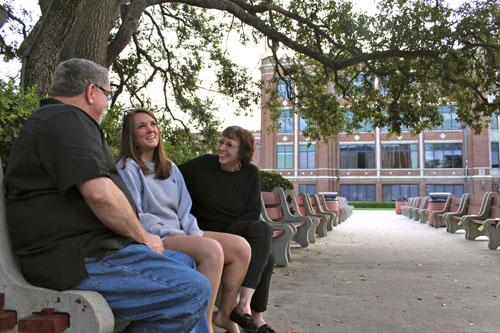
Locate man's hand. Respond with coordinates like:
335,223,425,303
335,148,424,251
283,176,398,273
141,232,164,254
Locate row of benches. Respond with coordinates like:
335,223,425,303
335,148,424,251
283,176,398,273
260,187,353,266
400,192,500,250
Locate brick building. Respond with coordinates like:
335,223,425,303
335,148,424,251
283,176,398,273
257,57,499,202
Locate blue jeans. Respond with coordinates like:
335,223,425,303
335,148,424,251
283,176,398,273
73,243,211,333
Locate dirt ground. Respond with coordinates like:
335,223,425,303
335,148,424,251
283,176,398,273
230,210,500,333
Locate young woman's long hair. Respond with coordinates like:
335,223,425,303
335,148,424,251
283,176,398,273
119,108,171,179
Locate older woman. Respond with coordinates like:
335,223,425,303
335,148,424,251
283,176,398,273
180,126,276,333
116,109,251,333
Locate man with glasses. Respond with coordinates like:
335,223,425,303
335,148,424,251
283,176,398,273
94,83,113,101
5,58,210,333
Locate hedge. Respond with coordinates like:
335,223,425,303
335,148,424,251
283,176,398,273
259,171,294,192
350,201,395,209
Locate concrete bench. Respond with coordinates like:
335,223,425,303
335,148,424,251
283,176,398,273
298,193,329,238
442,193,471,232
402,197,421,218
399,197,415,217
422,196,448,225
259,191,296,267
463,192,498,241
431,193,470,228
409,196,430,221
309,194,335,231
415,196,431,222
0,160,119,332
282,189,319,244
316,194,339,227
446,192,493,234
318,194,341,225
484,217,500,250
338,197,353,220
261,189,312,248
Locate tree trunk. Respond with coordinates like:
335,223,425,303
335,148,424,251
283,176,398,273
20,1,83,93
59,0,121,67
20,0,121,94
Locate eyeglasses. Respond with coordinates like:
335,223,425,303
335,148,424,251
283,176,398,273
219,139,239,148
94,84,113,101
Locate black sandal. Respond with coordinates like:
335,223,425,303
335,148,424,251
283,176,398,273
256,324,276,333
229,308,258,332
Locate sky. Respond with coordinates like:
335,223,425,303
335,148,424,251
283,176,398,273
2,0,465,131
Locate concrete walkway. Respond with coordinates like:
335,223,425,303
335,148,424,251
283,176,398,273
263,210,500,333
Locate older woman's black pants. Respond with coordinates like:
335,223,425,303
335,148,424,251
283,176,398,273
224,219,274,313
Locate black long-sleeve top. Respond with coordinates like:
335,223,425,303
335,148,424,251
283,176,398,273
179,154,261,232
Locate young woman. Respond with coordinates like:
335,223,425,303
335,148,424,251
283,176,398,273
117,108,251,333
180,126,276,333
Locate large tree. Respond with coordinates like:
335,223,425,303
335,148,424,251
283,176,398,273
1,0,498,142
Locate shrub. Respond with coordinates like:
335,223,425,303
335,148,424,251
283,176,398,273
350,201,395,209
100,104,126,157
0,80,40,171
259,170,294,192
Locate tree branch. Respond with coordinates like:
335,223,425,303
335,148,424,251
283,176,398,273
150,0,442,70
107,0,149,66
0,4,28,36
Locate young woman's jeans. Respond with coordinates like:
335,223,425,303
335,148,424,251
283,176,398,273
73,243,211,333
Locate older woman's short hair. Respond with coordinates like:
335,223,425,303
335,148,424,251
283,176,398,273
222,126,255,164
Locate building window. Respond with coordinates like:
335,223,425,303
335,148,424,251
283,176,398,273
340,184,376,201
277,144,293,169
382,184,419,201
299,184,316,195
492,142,499,168
432,105,461,131
381,143,418,169
426,184,464,198
345,111,373,133
277,79,293,99
299,143,316,169
299,113,307,133
491,115,499,129
424,143,462,168
335,74,374,97
353,74,375,91
339,144,375,169
380,124,410,132
378,75,389,97
277,108,293,133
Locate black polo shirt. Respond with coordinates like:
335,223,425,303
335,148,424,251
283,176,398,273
5,98,132,290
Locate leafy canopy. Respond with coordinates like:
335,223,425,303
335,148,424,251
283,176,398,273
252,0,498,139
0,0,498,147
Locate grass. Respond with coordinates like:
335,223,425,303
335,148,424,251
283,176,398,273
354,207,395,211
